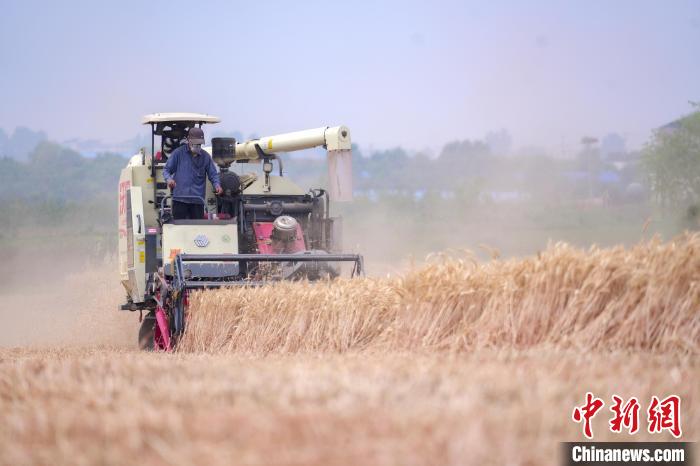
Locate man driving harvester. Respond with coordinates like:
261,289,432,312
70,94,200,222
163,127,223,220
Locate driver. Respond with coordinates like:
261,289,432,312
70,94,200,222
163,127,223,220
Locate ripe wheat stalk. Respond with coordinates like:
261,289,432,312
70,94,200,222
179,233,700,354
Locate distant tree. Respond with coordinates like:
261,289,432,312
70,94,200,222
360,147,411,189
484,129,512,155
5,127,47,160
0,128,8,154
643,107,700,207
0,156,27,199
0,142,126,202
439,139,490,161
437,139,492,188
29,141,82,168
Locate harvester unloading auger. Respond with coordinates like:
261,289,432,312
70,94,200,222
118,113,364,350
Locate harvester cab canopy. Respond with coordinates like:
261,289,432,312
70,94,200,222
142,112,221,129
143,113,221,158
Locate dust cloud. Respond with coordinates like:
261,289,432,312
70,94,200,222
0,250,137,348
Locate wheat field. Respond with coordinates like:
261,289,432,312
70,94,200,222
0,235,698,465
181,234,700,354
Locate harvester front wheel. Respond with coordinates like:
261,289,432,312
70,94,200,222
138,312,156,350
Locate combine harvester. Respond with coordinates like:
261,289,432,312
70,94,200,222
118,113,363,350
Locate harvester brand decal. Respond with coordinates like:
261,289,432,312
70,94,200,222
139,251,145,263
222,234,231,243
118,180,131,237
194,234,209,248
267,139,273,150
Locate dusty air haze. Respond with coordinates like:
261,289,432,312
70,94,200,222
0,2,698,465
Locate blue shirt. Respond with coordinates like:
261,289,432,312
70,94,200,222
163,145,221,205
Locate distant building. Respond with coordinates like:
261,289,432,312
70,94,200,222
598,170,621,184
478,190,531,204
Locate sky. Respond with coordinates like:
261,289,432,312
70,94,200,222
1,0,699,155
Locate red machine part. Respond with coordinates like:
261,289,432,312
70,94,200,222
253,222,306,254
154,291,171,351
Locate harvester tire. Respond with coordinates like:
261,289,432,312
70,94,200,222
138,312,156,351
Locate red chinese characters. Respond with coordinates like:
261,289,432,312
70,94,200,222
572,392,605,439
647,395,682,438
573,393,682,439
609,395,640,434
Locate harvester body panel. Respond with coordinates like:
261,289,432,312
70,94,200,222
239,175,306,196
119,161,155,302
162,222,239,274
121,186,146,303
